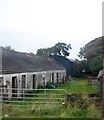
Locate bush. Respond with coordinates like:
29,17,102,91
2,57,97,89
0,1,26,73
89,55,103,75
72,59,89,77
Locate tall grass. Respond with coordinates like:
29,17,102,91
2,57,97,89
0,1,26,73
57,78,98,94
2,99,101,118
2,78,101,118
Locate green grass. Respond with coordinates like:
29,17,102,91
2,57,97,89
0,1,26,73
2,78,101,119
57,78,98,94
2,101,101,118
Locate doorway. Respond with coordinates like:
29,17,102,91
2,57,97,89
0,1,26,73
56,73,59,84
52,73,54,83
33,74,36,89
12,76,18,97
21,75,26,89
0,77,4,97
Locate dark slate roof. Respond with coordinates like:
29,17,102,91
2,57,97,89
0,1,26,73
49,54,74,75
0,47,66,74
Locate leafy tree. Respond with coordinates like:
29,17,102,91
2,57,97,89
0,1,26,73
78,44,103,75
36,48,52,56
78,47,86,61
72,59,82,77
28,52,35,56
4,46,14,51
36,42,72,57
36,48,46,56
89,55,103,75
72,59,89,77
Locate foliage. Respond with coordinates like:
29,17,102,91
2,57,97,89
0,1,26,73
77,41,103,75
72,59,81,77
4,46,14,51
72,59,89,77
57,78,98,94
36,42,72,57
89,55,103,75
2,101,101,118
36,48,51,56
28,52,35,56
2,78,100,118
78,47,86,60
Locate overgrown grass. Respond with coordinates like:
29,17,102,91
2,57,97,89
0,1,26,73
2,101,101,118
2,78,101,119
57,78,99,94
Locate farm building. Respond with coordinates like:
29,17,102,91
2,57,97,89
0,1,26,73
49,54,74,76
0,47,66,99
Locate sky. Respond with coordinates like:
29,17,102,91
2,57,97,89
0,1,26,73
0,0,103,59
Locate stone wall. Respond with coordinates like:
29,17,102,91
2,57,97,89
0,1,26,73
0,70,66,99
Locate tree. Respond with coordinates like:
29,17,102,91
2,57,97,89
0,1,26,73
89,55,103,75
72,59,82,77
4,46,14,51
36,48,46,56
36,42,72,57
54,42,72,57
28,52,35,56
78,47,86,61
77,37,103,76
72,59,89,77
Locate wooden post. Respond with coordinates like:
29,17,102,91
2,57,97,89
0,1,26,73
102,1,104,116
102,60,104,119
102,1,104,114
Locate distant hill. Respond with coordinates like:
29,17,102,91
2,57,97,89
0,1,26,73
84,36,104,59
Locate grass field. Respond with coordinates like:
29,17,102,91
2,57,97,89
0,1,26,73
57,78,99,94
2,78,101,119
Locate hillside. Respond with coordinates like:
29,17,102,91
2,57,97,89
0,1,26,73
84,36,104,59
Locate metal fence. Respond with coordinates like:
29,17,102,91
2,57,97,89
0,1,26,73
0,88,68,107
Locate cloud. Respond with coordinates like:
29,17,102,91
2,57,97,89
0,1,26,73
0,0,102,59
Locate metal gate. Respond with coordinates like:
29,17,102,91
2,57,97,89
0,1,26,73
0,88,68,107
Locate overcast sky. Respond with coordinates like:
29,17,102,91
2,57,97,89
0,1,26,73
0,0,103,59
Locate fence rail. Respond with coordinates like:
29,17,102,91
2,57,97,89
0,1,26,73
0,88,67,106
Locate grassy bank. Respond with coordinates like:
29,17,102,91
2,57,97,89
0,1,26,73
2,78,101,119
56,78,99,94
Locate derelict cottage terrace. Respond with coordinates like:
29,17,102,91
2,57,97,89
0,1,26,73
0,47,66,99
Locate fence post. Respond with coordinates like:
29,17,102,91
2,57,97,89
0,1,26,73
44,89,46,105
102,2,104,119
23,89,25,106
102,60,104,119
0,87,3,118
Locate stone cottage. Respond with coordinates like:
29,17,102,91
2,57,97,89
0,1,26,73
0,47,66,99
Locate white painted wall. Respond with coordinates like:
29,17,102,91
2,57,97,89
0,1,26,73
0,70,66,99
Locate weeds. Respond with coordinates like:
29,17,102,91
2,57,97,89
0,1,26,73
1,78,101,118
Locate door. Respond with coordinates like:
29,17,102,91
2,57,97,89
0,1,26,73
0,77,3,97
12,76,18,97
52,73,54,83
56,73,59,84
21,75,26,89
43,73,46,86
33,74,36,89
